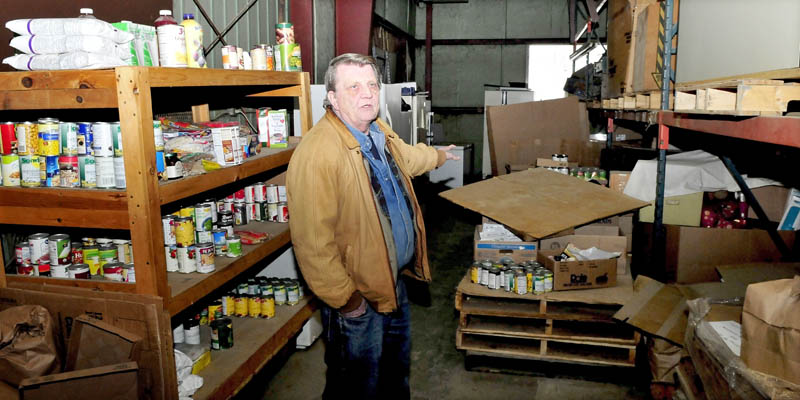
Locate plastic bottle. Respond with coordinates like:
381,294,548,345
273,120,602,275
155,10,187,67
180,13,206,68
78,8,96,19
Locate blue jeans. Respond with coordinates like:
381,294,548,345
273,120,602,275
321,278,411,400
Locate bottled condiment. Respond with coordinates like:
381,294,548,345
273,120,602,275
155,10,188,68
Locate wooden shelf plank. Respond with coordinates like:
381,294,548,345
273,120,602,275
167,221,291,316
0,69,117,91
0,88,118,110
6,275,137,293
158,146,295,205
459,334,635,368
192,297,317,400
461,296,620,322
463,316,637,347
659,111,800,149
0,187,129,228
145,68,305,88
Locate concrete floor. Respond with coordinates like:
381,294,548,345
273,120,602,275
238,179,650,400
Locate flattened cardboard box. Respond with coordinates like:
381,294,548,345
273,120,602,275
19,362,138,400
441,169,649,240
66,315,142,371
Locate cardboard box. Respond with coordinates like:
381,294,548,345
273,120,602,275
19,362,138,400
638,191,704,227
606,0,635,97
741,278,800,385
632,0,679,93
636,223,796,283
539,226,628,275
538,249,618,291
66,315,142,371
750,185,791,223
577,212,634,255
474,225,537,263
441,169,649,240
609,171,631,194
485,97,602,177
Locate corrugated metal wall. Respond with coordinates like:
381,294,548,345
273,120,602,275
171,0,283,70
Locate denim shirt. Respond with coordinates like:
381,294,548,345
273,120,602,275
346,121,415,270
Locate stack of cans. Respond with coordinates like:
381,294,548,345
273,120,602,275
14,233,134,282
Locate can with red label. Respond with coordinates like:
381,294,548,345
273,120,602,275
266,184,279,203
234,189,245,203
70,242,83,264
244,185,255,203
177,245,197,274
68,264,90,279
0,122,17,154
245,202,259,222
165,245,178,272
37,261,51,277
15,242,30,265
267,202,278,222
58,155,80,188
103,262,124,281
197,242,215,273
17,263,35,276
277,201,289,223
253,183,266,202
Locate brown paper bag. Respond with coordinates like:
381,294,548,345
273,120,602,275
741,276,800,385
0,305,61,386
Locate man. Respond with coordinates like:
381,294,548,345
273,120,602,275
286,53,458,399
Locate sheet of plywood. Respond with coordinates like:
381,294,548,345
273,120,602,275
440,169,649,240
485,96,602,177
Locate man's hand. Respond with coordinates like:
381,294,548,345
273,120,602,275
440,144,461,161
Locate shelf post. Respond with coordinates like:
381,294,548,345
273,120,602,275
298,72,313,135
606,117,614,149
115,67,169,297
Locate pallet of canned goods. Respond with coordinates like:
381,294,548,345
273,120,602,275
455,269,638,369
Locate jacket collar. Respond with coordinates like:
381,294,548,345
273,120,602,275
324,108,397,150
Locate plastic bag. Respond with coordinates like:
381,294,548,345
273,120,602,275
2,52,126,71
6,18,133,43
10,35,131,60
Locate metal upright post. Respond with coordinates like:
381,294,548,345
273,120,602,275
653,0,676,280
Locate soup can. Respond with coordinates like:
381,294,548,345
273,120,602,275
197,242,215,273
0,122,16,154
277,202,289,223
267,202,278,222
29,233,49,264
70,242,83,264
122,263,136,283
51,264,69,278
58,155,79,188
233,203,247,225
68,263,91,279
91,122,113,157
37,261,50,277
15,242,31,265
77,122,92,155
59,122,78,155
79,155,96,188
17,263,35,276
103,262,124,281
165,245,178,272
177,245,197,273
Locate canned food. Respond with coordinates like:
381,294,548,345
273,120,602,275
226,236,242,258
113,239,132,264
122,263,136,283
207,300,222,323
165,152,183,179
40,155,59,187
217,318,234,349
275,22,295,44
194,203,214,231
221,45,239,69
277,202,289,223
58,156,79,187
60,122,78,155
29,233,49,264
175,216,195,247
77,122,92,155
98,244,117,270
177,245,197,273
245,202,258,222
91,122,113,157
83,245,100,275
94,156,115,188
233,203,246,225
162,215,177,245
153,120,164,151
253,183,266,202
39,130,60,156
1,154,20,187
51,264,68,278
48,234,70,266
78,155,96,188
266,184,279,203
113,156,126,189
197,242,215,273
544,270,554,293
15,242,31,265
244,185,255,203
17,263,35,276
111,122,123,156
36,261,50,277
82,237,96,246
286,280,299,305
234,295,248,317
165,245,178,272
533,270,545,295
218,210,233,226
70,242,83,264
247,278,259,296
247,295,261,318
20,155,41,187
223,292,236,316
196,230,213,245
273,281,287,305
212,229,227,255
68,263,91,279
515,272,527,295
103,262,124,281
0,122,17,154
16,122,37,155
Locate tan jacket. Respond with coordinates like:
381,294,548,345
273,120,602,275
287,110,445,313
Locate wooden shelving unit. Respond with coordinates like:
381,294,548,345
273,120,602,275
454,273,639,368
0,67,317,400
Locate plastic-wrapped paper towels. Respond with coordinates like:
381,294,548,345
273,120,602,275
623,150,779,201
3,18,133,70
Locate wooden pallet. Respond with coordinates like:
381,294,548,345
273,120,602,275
454,273,639,368
603,91,674,111
674,79,800,116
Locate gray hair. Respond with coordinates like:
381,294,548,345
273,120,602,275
322,53,382,109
